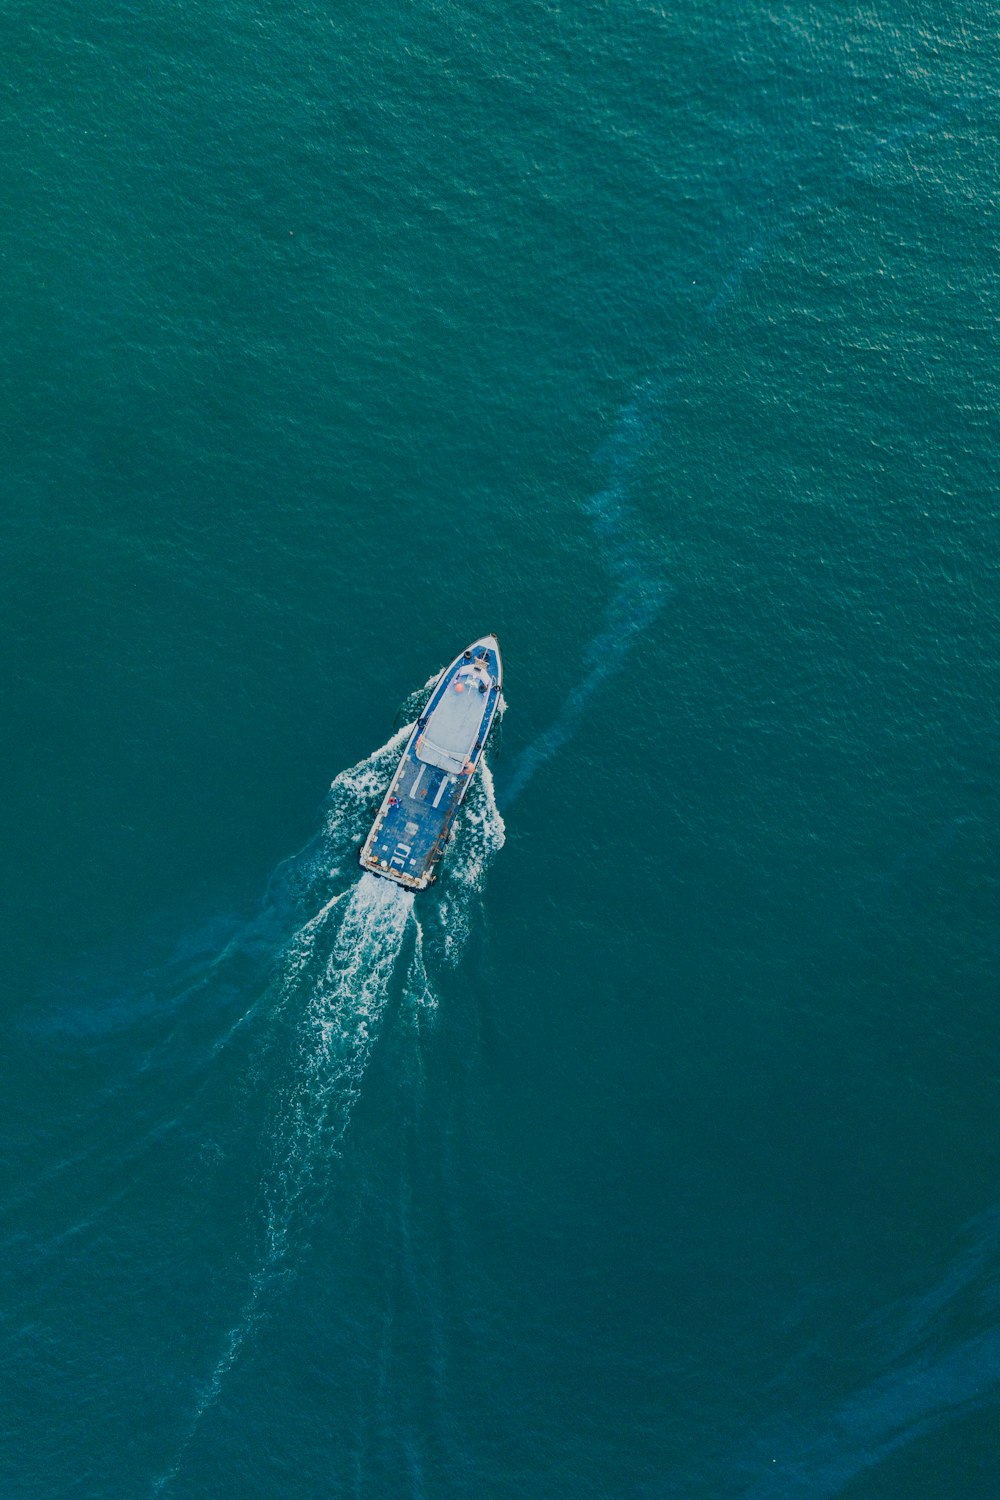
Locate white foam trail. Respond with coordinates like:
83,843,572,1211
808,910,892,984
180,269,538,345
168,879,414,1459
406,911,435,1011
434,757,506,965
157,877,415,1489
159,718,504,1487
264,873,413,1259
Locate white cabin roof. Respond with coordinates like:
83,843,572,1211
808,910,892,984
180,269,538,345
416,663,493,773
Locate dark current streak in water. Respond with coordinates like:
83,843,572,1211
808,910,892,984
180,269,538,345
502,379,671,806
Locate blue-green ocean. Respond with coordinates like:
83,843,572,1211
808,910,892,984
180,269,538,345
3,1,999,1494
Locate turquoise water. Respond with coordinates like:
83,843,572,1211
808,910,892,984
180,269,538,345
3,1,999,1494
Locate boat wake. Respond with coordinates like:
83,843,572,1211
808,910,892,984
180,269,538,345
263,872,418,1256
155,717,504,1489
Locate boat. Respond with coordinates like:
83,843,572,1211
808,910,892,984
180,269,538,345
360,635,503,890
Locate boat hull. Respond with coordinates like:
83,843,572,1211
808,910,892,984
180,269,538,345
359,636,503,890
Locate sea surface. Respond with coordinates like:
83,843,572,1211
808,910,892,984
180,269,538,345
2,1,999,1495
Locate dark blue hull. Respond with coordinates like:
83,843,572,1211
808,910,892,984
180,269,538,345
360,636,503,889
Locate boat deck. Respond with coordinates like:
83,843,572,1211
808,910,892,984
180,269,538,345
361,748,471,888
